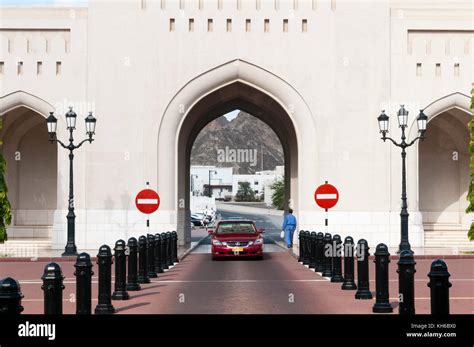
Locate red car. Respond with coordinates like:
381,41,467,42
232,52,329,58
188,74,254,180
209,220,264,260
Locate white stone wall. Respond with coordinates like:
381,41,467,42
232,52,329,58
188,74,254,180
0,1,472,250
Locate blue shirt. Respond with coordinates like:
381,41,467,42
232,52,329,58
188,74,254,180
282,213,297,231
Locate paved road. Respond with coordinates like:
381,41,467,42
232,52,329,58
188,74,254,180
191,202,286,251
1,205,472,314
2,254,472,314
216,202,284,239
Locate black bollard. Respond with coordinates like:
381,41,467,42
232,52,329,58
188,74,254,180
169,231,175,264
126,237,141,291
0,277,24,314
74,252,94,314
309,232,317,269
172,231,179,263
355,239,373,300
166,232,173,267
304,231,311,264
331,234,344,283
154,234,164,274
372,243,393,313
397,249,416,314
94,245,115,314
41,262,64,314
315,232,325,272
306,231,313,265
137,235,150,284
161,232,169,270
341,236,357,290
302,231,310,265
297,231,304,263
112,240,130,300
147,234,158,278
322,233,332,277
427,259,452,315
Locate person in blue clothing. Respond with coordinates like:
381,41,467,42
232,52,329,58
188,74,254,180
282,208,297,248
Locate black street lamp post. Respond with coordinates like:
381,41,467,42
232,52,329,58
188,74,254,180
377,105,427,253
190,174,198,196
208,170,217,198
46,107,97,256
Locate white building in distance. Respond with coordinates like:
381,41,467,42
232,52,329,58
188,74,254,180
232,165,284,201
190,165,233,198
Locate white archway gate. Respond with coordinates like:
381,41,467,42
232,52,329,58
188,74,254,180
407,92,473,248
0,91,59,242
156,60,317,246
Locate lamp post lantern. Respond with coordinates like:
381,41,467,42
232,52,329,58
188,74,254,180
47,107,97,256
377,105,427,253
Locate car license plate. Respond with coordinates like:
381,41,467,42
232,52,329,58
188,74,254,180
232,247,244,253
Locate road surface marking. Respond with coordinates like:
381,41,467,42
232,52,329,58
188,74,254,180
388,296,474,300
17,279,329,284
19,296,474,301
16,278,474,284
22,299,99,302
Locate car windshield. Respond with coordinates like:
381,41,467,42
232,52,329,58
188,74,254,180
217,222,256,234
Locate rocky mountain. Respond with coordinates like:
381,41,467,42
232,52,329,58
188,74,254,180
190,111,284,174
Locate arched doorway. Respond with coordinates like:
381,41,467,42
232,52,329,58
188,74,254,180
157,60,317,247
0,105,57,240
181,83,295,242
418,93,473,248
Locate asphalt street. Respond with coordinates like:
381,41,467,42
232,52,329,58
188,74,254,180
0,204,472,314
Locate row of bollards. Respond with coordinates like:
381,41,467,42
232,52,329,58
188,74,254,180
297,230,453,314
0,231,179,315
94,231,179,314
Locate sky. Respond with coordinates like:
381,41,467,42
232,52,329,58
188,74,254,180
0,0,87,6
224,110,240,121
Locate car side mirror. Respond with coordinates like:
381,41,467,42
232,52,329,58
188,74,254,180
258,228,265,234
208,229,214,235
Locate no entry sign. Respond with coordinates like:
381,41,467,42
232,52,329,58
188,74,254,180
314,183,339,209
135,189,160,214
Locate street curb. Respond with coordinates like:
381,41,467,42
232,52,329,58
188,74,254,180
380,254,474,260
267,234,299,259
266,236,474,260
178,234,210,261
0,233,211,263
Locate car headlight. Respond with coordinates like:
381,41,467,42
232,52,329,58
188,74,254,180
250,238,263,245
212,239,222,246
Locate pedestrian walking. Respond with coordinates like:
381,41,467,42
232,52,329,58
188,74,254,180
282,208,297,248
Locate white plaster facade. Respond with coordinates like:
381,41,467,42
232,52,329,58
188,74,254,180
190,165,233,196
0,0,473,251
232,173,280,197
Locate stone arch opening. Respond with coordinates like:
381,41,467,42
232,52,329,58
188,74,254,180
410,92,473,247
178,82,297,242
0,106,57,239
157,60,317,247
419,107,471,225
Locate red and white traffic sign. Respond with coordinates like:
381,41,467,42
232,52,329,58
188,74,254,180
314,183,339,209
135,189,160,214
